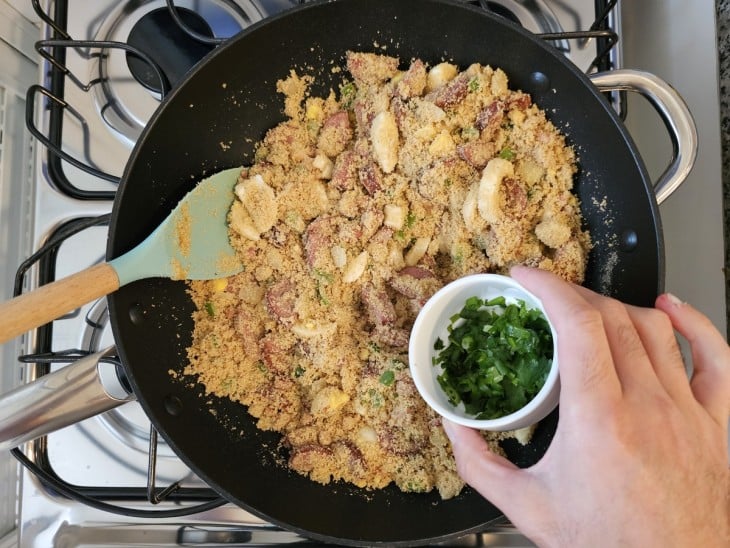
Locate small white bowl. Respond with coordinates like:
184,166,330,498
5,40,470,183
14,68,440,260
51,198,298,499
409,273,559,431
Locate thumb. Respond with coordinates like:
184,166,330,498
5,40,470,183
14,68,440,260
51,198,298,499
442,419,544,515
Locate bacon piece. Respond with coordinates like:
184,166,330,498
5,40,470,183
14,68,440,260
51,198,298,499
330,150,358,191
396,59,427,99
390,97,409,130
303,216,334,269
389,267,441,307
260,333,292,374
372,325,410,349
503,177,528,214
317,110,353,158
388,267,435,299
457,139,497,169
265,278,297,321
289,444,334,473
346,51,399,85
353,99,375,136
507,92,532,111
358,162,382,195
234,309,264,360
475,100,505,133
361,283,396,326
426,72,469,109
399,266,435,279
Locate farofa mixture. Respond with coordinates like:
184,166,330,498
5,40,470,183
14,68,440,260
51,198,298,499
185,52,590,499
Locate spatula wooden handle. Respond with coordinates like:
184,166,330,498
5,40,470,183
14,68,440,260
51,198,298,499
0,263,120,345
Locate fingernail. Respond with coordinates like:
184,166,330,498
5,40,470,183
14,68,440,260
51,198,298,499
665,292,684,306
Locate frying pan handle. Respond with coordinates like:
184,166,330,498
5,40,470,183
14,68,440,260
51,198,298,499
589,69,698,205
0,347,134,452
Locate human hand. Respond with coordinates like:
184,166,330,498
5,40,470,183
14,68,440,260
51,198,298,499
442,266,730,547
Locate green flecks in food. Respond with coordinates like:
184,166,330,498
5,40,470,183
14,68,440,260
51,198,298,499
379,370,395,386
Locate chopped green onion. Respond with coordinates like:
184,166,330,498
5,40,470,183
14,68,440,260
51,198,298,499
499,147,516,161
461,126,479,140
379,370,395,386
432,296,553,419
404,211,417,228
340,81,357,109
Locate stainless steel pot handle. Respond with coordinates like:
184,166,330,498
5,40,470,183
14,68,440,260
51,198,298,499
0,347,134,452
589,69,698,205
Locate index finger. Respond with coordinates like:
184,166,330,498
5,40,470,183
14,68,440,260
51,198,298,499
510,266,621,411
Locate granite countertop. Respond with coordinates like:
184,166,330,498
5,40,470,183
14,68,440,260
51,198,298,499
718,0,730,333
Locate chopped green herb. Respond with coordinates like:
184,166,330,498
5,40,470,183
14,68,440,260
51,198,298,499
316,285,330,305
293,365,306,378
366,388,384,408
461,126,479,140
313,268,334,283
432,296,553,419
204,301,216,317
340,81,357,109
313,269,333,305
404,211,417,229
451,244,467,266
379,370,395,386
306,119,320,135
499,147,516,161
468,77,480,93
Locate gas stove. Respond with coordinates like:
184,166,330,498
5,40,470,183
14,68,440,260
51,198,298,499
6,0,724,546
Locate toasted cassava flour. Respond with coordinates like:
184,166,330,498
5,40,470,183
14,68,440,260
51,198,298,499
184,52,589,499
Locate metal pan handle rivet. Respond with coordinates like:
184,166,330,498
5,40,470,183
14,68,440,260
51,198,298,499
620,229,639,252
529,71,551,92
164,394,183,416
589,69,698,205
129,304,146,325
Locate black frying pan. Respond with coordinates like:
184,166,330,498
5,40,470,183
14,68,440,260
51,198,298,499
106,0,691,544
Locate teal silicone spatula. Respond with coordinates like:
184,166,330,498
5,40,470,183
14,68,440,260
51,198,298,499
0,167,244,345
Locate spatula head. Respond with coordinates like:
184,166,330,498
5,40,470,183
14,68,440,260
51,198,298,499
110,167,245,285
165,167,244,280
